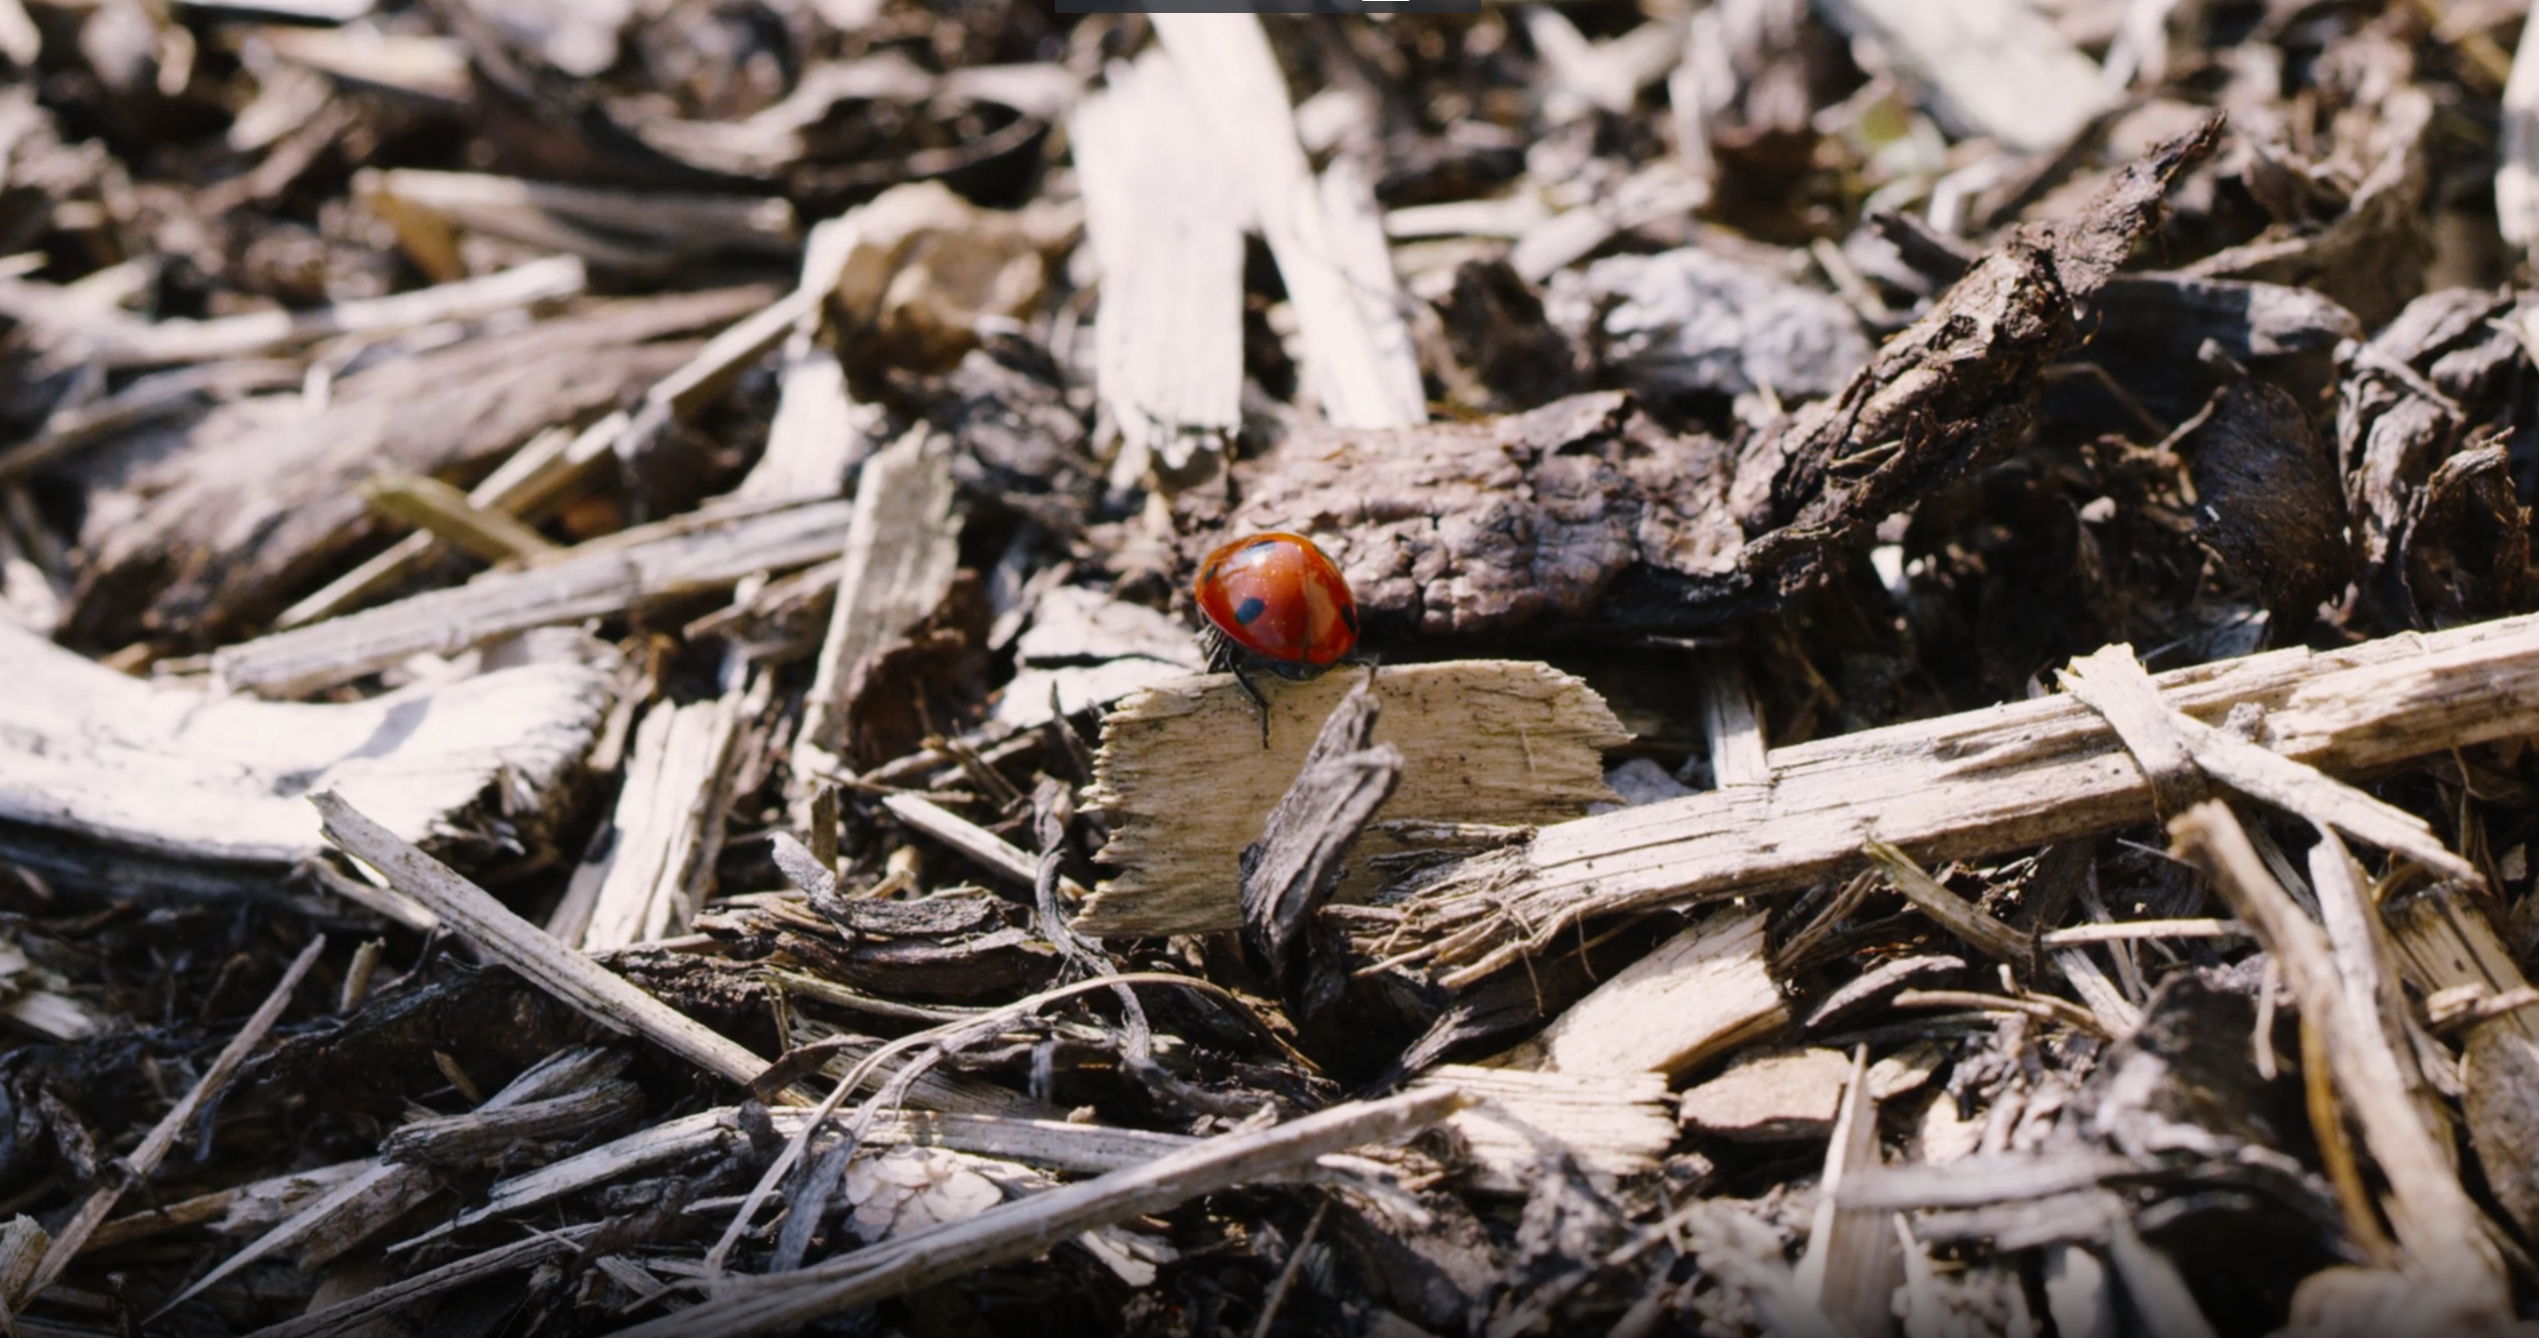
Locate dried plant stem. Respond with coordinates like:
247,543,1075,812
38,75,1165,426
14,935,324,1312
2168,802,2507,1319
311,791,775,1093
616,1086,1470,1338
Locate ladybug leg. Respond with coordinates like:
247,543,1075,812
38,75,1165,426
1200,623,1272,746
1230,664,1270,748
1197,622,1236,673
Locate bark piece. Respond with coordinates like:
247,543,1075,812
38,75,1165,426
1514,907,1786,1079
2332,287,2523,628
1076,661,1624,939
2092,274,2361,362
1678,1047,1853,1140
794,426,962,776
213,496,852,698
1432,258,1584,412
2184,86,2432,329
823,180,1062,379
1240,682,1400,994
0,624,609,898
1733,118,2221,598
2181,375,2353,634
1411,1065,1673,1194
1384,611,2539,985
1209,126,2216,646
2396,442,2531,629
1221,392,1739,637
64,287,766,646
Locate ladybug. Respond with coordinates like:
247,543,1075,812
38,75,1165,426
1192,531,1361,745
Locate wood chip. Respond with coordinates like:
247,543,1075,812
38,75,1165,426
1414,1065,1673,1192
1076,661,1625,939
0,623,608,896
1792,1048,1896,1336
1516,906,1787,1078
1816,0,2118,153
1678,1047,1854,1140
2386,885,2539,1244
214,497,853,698
575,678,763,952
1072,50,1245,483
794,426,962,776
1149,14,1424,429
2498,12,2539,265
1393,611,2539,985
46,254,586,370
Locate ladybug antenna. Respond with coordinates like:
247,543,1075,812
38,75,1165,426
1230,665,1271,748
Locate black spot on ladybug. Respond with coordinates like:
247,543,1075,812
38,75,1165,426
1244,538,1280,554
1340,603,1359,633
1234,596,1268,624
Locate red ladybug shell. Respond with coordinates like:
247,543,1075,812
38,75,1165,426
1193,532,1359,670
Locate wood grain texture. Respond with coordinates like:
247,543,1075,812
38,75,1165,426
0,624,609,894
215,497,852,698
1412,1064,1673,1193
1519,907,1786,1078
1393,612,2539,986
1075,660,1626,939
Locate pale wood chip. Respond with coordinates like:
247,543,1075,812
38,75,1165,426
1518,906,1786,1078
1414,1065,1673,1193
1078,660,1624,939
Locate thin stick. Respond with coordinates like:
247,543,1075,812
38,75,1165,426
310,791,775,1095
704,969,1317,1275
244,1227,591,1338
14,936,325,1311
881,792,1090,898
1889,989,2108,1037
2169,802,2508,1318
2037,918,2247,945
1249,1200,1331,1338
614,1087,1470,1338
